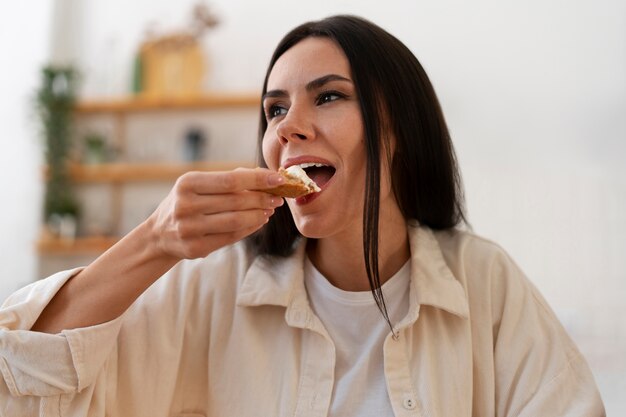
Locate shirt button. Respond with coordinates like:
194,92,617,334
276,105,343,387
403,396,417,410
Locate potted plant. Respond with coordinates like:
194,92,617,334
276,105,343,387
84,132,109,164
36,66,80,239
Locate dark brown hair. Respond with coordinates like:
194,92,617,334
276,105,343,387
248,15,466,330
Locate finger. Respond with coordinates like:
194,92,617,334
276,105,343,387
177,168,285,195
203,209,274,235
181,222,268,259
177,191,283,217
177,209,273,238
210,222,268,248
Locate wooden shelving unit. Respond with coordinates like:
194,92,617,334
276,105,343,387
75,94,260,114
37,235,119,255
38,94,259,256
65,161,256,183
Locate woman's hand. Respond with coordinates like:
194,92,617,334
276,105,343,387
31,167,285,334
146,167,285,260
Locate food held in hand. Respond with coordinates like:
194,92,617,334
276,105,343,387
266,166,322,198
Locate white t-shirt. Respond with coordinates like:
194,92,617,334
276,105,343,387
304,256,411,417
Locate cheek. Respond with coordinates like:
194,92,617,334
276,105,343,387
261,134,278,170
337,114,366,155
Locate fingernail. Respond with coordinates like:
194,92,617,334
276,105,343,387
270,197,284,207
268,174,285,186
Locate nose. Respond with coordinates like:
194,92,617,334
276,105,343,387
276,106,314,145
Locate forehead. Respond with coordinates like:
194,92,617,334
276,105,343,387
267,37,352,89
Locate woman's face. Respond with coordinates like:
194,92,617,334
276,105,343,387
262,37,395,239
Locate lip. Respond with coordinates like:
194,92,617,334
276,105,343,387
294,169,336,205
295,191,321,205
282,155,335,170
281,155,336,206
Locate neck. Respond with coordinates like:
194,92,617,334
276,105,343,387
307,211,409,292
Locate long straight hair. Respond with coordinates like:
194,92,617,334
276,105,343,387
248,15,467,331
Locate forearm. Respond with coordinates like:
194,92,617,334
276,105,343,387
31,219,179,334
30,168,283,334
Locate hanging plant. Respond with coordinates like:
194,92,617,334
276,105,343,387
36,66,80,225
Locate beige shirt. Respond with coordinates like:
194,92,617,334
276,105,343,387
0,223,605,417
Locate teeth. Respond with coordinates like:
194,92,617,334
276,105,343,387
298,162,328,169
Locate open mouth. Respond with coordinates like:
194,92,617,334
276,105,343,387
298,162,336,188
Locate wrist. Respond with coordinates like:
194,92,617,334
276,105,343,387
134,217,180,265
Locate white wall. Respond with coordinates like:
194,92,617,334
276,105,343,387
1,0,625,413
0,3,52,300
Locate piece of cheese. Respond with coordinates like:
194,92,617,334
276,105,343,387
285,166,321,192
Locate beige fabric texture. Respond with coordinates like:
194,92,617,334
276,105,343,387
0,223,605,417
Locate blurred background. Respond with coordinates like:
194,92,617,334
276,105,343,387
1,0,624,413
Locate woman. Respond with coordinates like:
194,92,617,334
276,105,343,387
0,15,604,417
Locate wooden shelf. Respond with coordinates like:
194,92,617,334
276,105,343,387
37,235,119,255
49,161,256,183
38,93,259,258
75,94,260,114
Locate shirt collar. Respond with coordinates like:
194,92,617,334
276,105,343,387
237,239,308,309
236,222,469,321
405,221,469,321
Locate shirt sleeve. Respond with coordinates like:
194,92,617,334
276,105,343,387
489,250,606,417
0,268,125,414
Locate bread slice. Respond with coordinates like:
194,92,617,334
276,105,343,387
266,167,321,198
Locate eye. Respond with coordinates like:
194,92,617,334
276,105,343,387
316,90,345,105
265,104,287,120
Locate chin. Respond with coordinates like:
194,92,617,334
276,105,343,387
287,196,364,240
293,219,330,239
292,211,361,240
289,210,342,239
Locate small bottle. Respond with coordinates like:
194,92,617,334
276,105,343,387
183,127,207,162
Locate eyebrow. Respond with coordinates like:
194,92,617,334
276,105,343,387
262,74,352,102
